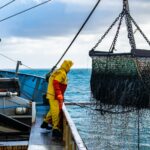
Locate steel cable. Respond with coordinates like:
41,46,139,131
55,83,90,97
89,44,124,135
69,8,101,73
0,0,15,10
0,0,52,23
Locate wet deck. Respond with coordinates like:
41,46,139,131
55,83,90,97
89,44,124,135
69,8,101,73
28,108,64,150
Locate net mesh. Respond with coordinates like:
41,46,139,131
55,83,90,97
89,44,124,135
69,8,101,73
89,53,150,149
85,107,150,150
91,54,150,109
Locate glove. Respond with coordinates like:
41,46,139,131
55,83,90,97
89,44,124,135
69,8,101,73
57,94,63,101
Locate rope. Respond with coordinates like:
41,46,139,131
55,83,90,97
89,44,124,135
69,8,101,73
1,0,101,75
0,0,52,72
48,0,102,75
0,53,16,63
19,81,136,114
65,99,135,114
0,53,41,73
0,0,15,10
0,0,52,23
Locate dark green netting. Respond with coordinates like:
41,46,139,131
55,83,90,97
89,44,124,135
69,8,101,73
88,1,150,149
89,52,150,149
90,53,150,109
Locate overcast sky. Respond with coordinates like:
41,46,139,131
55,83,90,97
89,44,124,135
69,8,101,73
0,0,150,69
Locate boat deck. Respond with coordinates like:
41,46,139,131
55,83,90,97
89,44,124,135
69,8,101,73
28,107,64,150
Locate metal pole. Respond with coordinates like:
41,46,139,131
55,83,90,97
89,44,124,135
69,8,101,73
124,0,136,49
15,60,22,75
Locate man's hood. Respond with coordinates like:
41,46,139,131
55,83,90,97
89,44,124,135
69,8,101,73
60,60,73,72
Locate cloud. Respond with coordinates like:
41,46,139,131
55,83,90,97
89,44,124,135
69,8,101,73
1,22,150,69
19,0,47,4
1,0,150,38
0,34,97,69
57,0,95,5
0,0,90,37
0,0,150,69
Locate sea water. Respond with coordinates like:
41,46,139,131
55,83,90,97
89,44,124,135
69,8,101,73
20,68,91,102
19,69,150,150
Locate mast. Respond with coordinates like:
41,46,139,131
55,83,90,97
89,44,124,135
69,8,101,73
124,0,136,49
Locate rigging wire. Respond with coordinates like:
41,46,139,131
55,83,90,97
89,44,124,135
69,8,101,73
0,0,51,71
0,66,137,115
0,53,38,71
1,0,100,74
0,0,15,10
0,0,52,70
0,0,141,115
0,53,16,63
0,0,52,23
48,0,102,74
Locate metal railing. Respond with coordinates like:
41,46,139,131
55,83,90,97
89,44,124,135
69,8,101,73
63,104,87,150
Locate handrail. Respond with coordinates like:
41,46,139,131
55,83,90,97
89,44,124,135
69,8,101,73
62,104,87,150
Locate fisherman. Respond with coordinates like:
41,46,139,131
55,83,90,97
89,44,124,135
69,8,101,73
41,60,73,139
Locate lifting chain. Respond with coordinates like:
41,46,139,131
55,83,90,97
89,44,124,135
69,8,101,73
127,12,150,47
123,0,136,49
91,0,150,52
92,11,124,50
109,11,125,52
92,0,138,51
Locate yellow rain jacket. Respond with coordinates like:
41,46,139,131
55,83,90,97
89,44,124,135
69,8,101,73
44,60,73,130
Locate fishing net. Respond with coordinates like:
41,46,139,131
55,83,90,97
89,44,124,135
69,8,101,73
87,0,150,149
88,49,150,150
84,106,150,150
90,49,150,110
